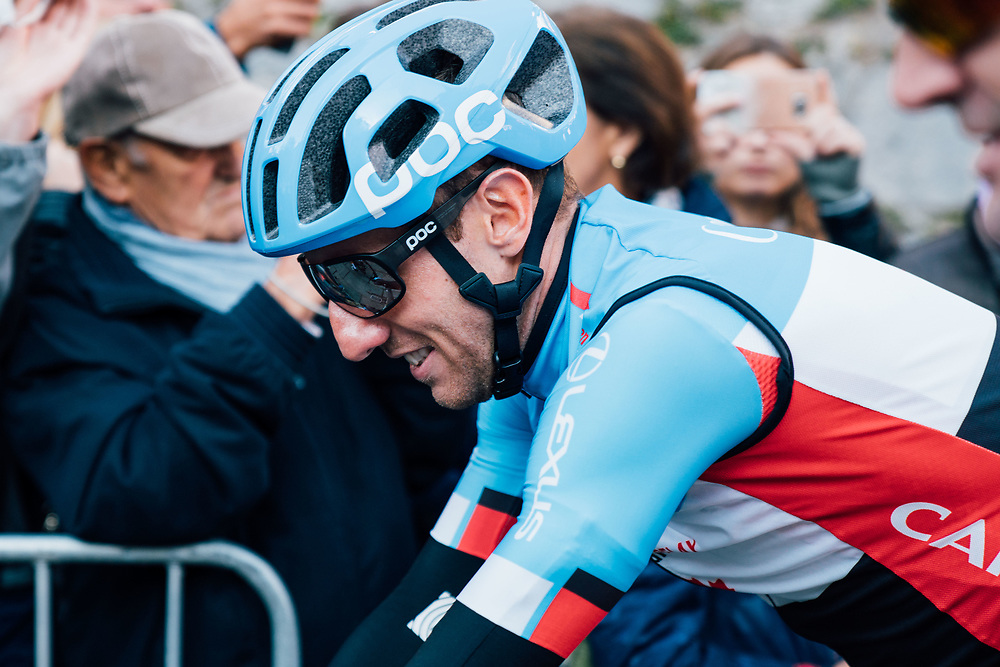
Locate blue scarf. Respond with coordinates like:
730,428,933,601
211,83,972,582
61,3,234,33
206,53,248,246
83,187,274,313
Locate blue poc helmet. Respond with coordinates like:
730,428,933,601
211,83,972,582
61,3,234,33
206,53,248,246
241,0,586,257
241,0,587,400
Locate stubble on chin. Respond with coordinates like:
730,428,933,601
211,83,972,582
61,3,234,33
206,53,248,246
429,368,494,410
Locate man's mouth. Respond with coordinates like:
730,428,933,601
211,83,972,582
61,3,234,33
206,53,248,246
404,347,432,367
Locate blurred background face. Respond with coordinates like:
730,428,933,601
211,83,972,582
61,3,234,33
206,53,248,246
702,52,803,203
112,135,247,242
893,31,1000,138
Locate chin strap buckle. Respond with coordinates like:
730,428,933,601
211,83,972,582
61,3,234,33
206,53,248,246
459,265,544,400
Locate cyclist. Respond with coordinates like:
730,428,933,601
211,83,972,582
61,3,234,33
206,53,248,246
242,1,1000,665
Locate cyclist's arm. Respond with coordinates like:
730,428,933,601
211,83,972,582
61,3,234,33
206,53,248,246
329,395,535,666
404,299,768,665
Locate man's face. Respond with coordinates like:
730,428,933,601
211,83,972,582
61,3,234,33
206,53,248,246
893,29,1000,137
118,135,247,242
306,224,498,410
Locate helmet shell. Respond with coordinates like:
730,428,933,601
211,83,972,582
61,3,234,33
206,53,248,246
242,0,587,257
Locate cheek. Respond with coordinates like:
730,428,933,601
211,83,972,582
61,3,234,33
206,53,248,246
701,132,735,167
771,153,802,188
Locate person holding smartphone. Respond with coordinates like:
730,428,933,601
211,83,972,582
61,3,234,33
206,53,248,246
695,32,897,261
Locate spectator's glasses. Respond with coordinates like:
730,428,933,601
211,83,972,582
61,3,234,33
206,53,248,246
889,0,1000,57
299,163,503,318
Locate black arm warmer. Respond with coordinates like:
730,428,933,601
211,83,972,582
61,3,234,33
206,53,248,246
406,600,564,667
329,539,484,667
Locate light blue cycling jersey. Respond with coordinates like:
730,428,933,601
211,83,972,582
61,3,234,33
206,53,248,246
423,186,1000,665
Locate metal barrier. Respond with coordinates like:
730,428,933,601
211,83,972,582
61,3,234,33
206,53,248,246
0,535,301,667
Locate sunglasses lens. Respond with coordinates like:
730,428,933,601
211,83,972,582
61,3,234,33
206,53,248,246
891,0,1000,56
307,259,403,317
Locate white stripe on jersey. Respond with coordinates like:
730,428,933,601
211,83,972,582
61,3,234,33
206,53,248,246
430,493,472,547
781,242,996,435
459,555,553,635
656,480,863,604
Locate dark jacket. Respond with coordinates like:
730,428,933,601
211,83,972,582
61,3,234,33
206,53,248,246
892,201,1000,315
822,199,897,262
1,192,474,667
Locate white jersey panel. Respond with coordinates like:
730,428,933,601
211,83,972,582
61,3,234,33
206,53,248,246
654,480,862,604
782,241,996,435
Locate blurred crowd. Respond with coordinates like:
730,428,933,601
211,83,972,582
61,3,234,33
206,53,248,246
2,0,999,666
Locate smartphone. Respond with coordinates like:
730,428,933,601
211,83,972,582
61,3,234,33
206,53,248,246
697,69,822,132
754,70,821,129
696,69,755,134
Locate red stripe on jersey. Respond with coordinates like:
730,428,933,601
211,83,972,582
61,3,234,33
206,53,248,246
456,505,518,560
701,381,1000,651
529,588,607,658
737,348,780,425
570,283,591,310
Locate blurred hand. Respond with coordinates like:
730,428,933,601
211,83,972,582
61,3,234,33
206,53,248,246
690,68,748,170
0,0,98,142
265,255,327,324
214,0,320,60
693,67,865,167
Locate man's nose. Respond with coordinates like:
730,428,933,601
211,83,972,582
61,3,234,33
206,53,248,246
741,128,770,149
892,33,964,110
326,306,391,361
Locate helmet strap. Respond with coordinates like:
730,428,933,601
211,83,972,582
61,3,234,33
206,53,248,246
425,161,565,399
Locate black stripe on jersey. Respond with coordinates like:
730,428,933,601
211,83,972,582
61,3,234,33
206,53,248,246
477,488,522,515
957,316,1000,453
774,555,1000,667
563,569,625,612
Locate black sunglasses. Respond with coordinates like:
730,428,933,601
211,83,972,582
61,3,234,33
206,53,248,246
299,162,504,318
890,0,1000,57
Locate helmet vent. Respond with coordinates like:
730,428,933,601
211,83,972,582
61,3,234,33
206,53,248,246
503,29,574,127
269,48,350,145
377,0,473,30
245,119,262,242
263,160,280,240
266,56,306,105
298,75,372,224
398,19,493,85
368,99,439,183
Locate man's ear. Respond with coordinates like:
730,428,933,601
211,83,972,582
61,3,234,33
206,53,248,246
472,167,535,260
76,138,133,205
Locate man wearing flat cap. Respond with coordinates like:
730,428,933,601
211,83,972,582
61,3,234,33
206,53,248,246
0,9,476,667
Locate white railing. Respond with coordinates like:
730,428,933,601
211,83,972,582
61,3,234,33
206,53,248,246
0,535,301,667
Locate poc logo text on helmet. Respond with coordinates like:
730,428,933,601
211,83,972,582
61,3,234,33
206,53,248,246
406,220,438,251
355,90,507,219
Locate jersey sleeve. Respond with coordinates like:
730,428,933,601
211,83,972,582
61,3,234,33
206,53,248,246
406,297,770,665
428,394,535,558
330,394,537,666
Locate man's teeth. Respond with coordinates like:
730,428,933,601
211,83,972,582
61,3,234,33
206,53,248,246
405,348,430,367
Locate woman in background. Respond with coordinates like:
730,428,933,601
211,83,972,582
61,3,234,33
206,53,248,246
697,32,896,260
555,6,730,222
